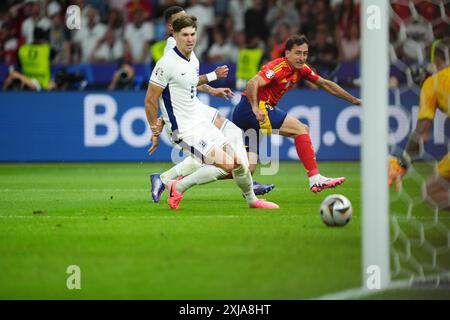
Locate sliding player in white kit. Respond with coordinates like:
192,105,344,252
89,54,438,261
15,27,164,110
145,15,278,209
149,6,275,203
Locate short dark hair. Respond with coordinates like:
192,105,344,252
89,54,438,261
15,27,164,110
164,6,184,23
172,15,197,33
285,35,309,51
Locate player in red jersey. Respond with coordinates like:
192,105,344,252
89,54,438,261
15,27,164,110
232,35,362,192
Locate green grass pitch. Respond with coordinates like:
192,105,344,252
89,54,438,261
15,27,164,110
0,162,448,299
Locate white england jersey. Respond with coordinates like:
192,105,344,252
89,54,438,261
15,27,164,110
150,47,202,138
163,36,219,124
165,36,201,109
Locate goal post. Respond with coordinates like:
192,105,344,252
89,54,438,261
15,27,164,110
361,0,391,289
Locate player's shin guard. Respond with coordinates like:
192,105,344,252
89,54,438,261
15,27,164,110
294,134,319,177
175,165,227,193
160,156,202,184
232,165,258,205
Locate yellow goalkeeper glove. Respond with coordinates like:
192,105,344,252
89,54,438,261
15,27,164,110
388,156,408,192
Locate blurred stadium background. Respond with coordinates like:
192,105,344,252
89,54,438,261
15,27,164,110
0,0,449,299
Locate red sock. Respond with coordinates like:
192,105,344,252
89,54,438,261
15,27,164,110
294,134,319,177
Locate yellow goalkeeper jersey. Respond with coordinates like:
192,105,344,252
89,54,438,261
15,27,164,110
417,66,450,178
418,66,450,120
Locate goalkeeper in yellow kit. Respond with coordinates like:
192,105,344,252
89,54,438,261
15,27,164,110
389,42,449,209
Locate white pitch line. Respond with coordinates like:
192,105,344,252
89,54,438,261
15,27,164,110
1,213,448,221
0,215,289,219
0,188,256,192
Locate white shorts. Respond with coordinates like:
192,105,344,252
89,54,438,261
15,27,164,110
198,102,228,129
173,121,229,162
162,103,220,145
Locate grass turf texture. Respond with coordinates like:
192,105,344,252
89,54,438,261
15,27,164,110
0,162,448,299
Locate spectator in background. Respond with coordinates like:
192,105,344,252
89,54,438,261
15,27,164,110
4,27,55,91
229,0,252,32
235,34,264,90
90,28,125,63
398,16,434,62
312,0,335,34
214,0,229,15
125,0,152,21
186,0,214,59
232,30,247,57
265,33,276,62
270,21,292,59
0,15,19,64
428,5,448,38
298,1,314,41
222,13,235,33
85,0,110,20
207,28,236,63
108,59,135,90
265,0,300,36
73,6,106,62
109,0,128,10
310,24,339,74
337,21,360,61
48,2,71,64
21,0,51,44
106,7,125,38
245,0,268,42
336,0,359,39
2,1,27,49
124,9,153,63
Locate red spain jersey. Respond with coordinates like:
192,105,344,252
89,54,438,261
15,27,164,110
243,57,320,106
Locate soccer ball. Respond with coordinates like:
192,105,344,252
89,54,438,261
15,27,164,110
319,194,353,227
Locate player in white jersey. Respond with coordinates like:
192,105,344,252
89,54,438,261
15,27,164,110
145,15,278,210
150,6,275,202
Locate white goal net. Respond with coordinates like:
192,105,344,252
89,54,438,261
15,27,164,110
388,0,449,287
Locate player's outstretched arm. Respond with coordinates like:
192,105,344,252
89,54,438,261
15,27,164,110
197,84,234,99
197,65,233,99
404,119,432,162
388,119,432,191
197,65,229,86
389,75,436,191
315,77,361,105
145,83,164,155
246,75,269,123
